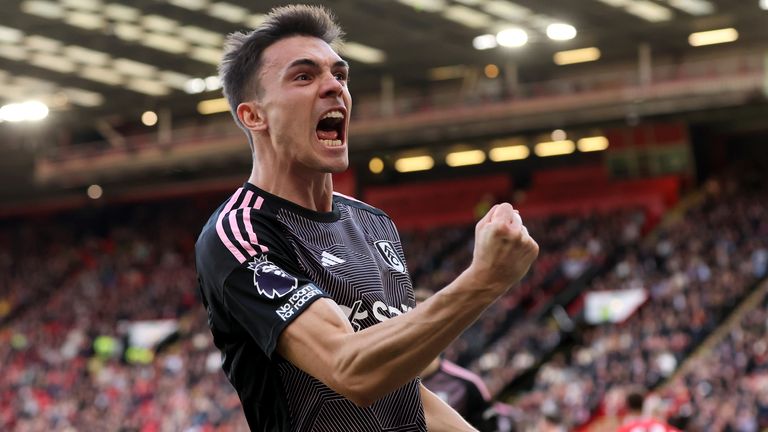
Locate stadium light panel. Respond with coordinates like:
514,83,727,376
30,53,77,73
21,0,65,20
208,2,250,23
484,64,500,78
482,1,532,20
473,34,497,50
61,87,103,107
546,23,577,41
25,35,61,52
78,67,124,86
0,100,49,122
113,23,144,41
429,65,466,81
158,71,193,91
396,0,447,13
184,78,207,94
0,26,23,43
554,47,601,65
61,0,101,11
113,58,157,77
64,45,109,66
551,129,567,141
446,150,486,167
142,111,158,126
168,0,210,11
204,76,221,90
496,28,528,48
668,0,714,15
442,5,493,29
126,79,170,96
489,145,529,161
142,15,179,33
394,155,434,173
762,0,768,10
197,97,229,115
246,14,267,28
339,42,386,64
190,46,222,65
64,11,104,30
625,0,673,22
534,140,575,157
104,3,140,21
142,33,188,54
178,26,223,47
87,184,103,199
369,157,384,174
577,136,610,152
0,45,27,61
688,28,738,46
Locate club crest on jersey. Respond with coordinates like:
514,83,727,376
374,240,406,273
247,255,298,299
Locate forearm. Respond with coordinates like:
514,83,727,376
335,269,501,403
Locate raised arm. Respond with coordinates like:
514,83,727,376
277,203,539,406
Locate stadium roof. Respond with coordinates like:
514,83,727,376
1,0,767,206
0,0,765,126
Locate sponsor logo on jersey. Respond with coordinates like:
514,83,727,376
321,251,345,267
374,240,406,273
338,300,413,331
247,255,298,299
276,284,323,321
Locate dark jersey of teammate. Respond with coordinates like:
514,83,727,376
421,359,496,432
195,182,426,432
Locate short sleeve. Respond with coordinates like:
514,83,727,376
223,249,328,358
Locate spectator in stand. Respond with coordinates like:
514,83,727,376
617,389,679,432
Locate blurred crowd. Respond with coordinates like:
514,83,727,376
405,209,648,398
0,200,250,431
1,171,766,431
512,175,768,430
658,288,768,432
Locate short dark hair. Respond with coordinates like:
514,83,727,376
218,4,345,144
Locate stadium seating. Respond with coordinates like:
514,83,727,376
1,168,765,431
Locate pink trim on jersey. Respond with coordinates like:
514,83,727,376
216,188,247,263
332,191,361,203
441,360,492,402
243,194,268,253
229,207,258,258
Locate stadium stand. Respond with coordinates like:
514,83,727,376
510,170,768,430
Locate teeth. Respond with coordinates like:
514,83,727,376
322,110,344,119
320,139,343,147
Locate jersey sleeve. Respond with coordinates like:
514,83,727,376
221,222,328,358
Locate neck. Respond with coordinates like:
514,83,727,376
248,162,334,213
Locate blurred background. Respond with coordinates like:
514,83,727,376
0,0,767,430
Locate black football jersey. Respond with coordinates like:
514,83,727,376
195,182,426,431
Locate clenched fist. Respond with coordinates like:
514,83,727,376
469,203,539,293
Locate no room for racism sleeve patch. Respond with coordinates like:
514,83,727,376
224,253,328,357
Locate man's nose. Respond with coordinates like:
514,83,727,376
320,74,343,98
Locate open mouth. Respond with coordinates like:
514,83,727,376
316,110,345,147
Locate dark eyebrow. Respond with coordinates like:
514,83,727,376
286,58,349,71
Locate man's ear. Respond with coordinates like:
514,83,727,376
237,101,267,132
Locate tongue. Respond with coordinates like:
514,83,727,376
316,129,338,140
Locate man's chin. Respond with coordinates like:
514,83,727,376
322,158,349,174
